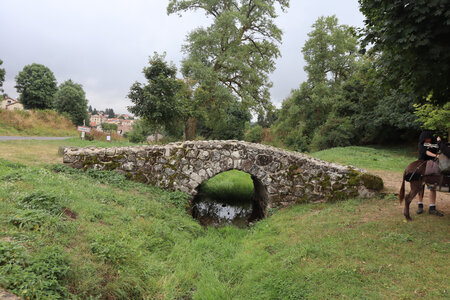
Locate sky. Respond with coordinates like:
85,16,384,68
0,0,365,114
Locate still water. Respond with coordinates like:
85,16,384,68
192,195,254,228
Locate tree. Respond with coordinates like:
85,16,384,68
0,59,5,94
126,119,154,143
302,16,358,86
359,0,450,105
105,108,115,118
15,63,58,109
92,108,98,115
88,105,92,113
168,0,289,112
54,80,89,126
415,99,450,140
127,53,180,143
101,123,118,132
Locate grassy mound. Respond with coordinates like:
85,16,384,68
0,109,77,136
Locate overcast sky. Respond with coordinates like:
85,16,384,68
0,0,364,114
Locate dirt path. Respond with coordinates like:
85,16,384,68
370,169,450,213
0,289,21,300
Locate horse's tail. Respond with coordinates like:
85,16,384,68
399,174,406,203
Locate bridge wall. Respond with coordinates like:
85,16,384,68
63,140,383,213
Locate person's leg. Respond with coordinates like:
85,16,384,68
417,185,425,214
428,190,444,216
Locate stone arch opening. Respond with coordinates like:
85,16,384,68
191,169,268,227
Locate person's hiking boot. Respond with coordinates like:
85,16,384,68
416,203,424,214
429,206,444,217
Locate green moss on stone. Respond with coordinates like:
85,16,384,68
360,173,383,191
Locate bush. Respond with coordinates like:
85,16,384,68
244,125,264,143
311,117,355,151
127,119,153,143
85,129,122,142
101,123,118,132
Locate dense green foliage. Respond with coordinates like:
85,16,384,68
273,16,418,152
414,101,450,139
359,0,450,106
197,100,251,140
128,53,180,143
245,124,264,143
101,123,118,132
15,63,58,110
0,59,5,93
125,119,153,143
54,80,89,126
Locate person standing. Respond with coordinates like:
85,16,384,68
417,131,443,216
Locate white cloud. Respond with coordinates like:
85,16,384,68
0,0,363,113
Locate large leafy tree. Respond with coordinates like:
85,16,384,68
302,16,358,86
0,59,5,94
359,0,450,105
15,63,58,109
274,16,360,151
54,80,89,126
127,53,180,142
167,0,289,112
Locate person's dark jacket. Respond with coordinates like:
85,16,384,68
418,131,438,160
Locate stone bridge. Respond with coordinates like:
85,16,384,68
63,140,383,216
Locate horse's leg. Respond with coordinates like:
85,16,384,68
404,181,421,221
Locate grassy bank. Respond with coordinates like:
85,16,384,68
199,170,254,203
312,146,417,173
0,143,448,299
0,138,139,166
0,109,77,137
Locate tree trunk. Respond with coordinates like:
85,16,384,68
184,117,197,141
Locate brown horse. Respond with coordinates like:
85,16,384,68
399,160,448,220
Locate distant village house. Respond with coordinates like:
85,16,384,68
0,97,24,111
89,112,135,136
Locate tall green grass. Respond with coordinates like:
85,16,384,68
0,158,448,299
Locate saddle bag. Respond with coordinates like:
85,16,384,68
425,160,440,176
439,154,450,174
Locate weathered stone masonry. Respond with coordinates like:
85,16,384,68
63,140,383,216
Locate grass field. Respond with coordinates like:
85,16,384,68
312,146,417,173
0,142,449,299
0,138,139,166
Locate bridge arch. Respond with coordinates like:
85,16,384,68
192,168,269,219
63,140,383,211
